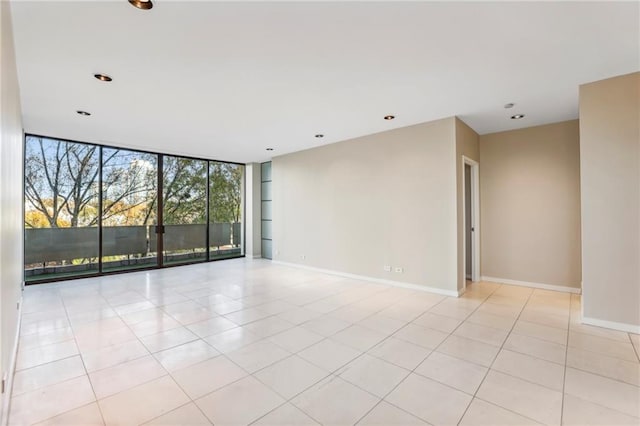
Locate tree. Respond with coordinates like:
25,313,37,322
24,137,100,228
25,136,244,233
209,162,242,223
25,137,158,229
162,157,207,224
101,148,157,226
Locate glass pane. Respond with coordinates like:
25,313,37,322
209,162,244,259
261,181,272,201
261,239,273,260
261,220,272,240
163,156,208,265
24,136,99,281
261,161,271,181
102,148,158,272
261,200,272,220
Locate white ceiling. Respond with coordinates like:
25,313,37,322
10,1,639,163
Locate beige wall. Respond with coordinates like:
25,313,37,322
479,120,582,289
0,1,24,419
455,118,479,291
272,117,460,294
579,72,639,330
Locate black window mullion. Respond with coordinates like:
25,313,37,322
206,161,211,262
157,154,164,268
24,133,246,285
98,146,103,273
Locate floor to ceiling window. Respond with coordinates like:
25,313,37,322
162,156,208,265
24,137,101,280
209,161,244,260
101,147,158,272
23,135,245,283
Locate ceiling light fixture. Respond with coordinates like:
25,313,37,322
266,148,274,151
76,110,91,116
510,114,525,120
315,134,324,138
384,115,395,120
94,73,112,82
128,0,153,10
504,103,515,109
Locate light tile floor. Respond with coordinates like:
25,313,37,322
9,259,640,425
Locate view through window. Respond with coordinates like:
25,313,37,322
24,135,245,282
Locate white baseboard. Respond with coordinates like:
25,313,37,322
582,316,640,334
481,276,582,294
273,261,461,297
1,295,22,426
246,254,262,259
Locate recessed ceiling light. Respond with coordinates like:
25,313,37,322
384,115,395,120
315,134,324,138
510,114,525,120
128,0,153,10
266,148,274,151
94,73,112,82
76,110,91,116
504,103,515,109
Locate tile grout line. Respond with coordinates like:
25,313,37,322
71,290,124,379
455,285,538,426
174,302,350,425
80,283,193,424
259,307,408,424
207,278,386,426
351,283,503,426
506,327,640,369
140,400,210,426
628,332,640,363
47,292,108,426
559,293,574,425
18,267,638,426
67,300,230,424
250,288,457,425
106,273,249,425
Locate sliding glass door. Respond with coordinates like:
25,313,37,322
101,148,158,272
161,156,208,265
24,134,245,283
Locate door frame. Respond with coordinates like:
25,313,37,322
462,156,480,288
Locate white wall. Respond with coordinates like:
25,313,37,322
580,72,639,331
0,0,24,420
479,120,582,290
272,117,460,294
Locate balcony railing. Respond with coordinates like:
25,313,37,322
25,223,242,279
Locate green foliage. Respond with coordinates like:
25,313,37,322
24,136,244,231
24,137,99,228
210,162,243,223
163,157,207,224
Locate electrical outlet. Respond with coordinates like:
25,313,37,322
383,265,392,272
275,250,279,255
301,254,306,260
394,267,403,273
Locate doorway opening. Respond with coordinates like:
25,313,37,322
463,156,480,289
